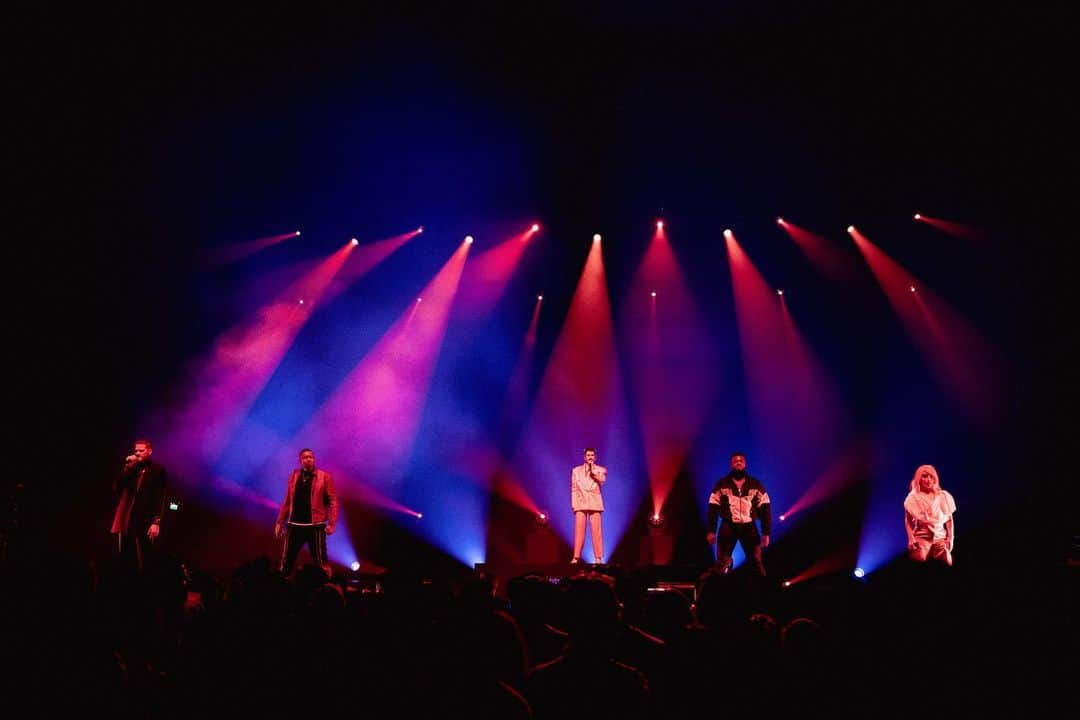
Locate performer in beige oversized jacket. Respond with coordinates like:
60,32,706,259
570,447,607,563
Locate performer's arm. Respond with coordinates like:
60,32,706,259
148,468,167,538
706,483,722,541
325,472,339,534
904,511,921,551
758,500,772,546
275,472,293,537
593,465,607,485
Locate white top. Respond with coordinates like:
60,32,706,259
904,490,956,540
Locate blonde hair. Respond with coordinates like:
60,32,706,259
910,464,941,494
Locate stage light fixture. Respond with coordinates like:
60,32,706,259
350,561,361,572
647,512,664,528
535,511,549,527
853,567,865,579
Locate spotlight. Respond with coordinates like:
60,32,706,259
417,226,424,234
650,291,656,297
776,217,786,226
537,294,543,301
783,580,791,588
779,514,786,522
531,223,540,232
535,511,549,527
776,289,784,296
593,233,602,243
847,225,855,234
465,235,474,244
656,220,664,230
416,512,423,519
298,299,305,305
913,213,922,220
853,567,865,579
416,297,422,303
350,561,361,572
351,238,359,246
909,285,917,293
295,230,301,236
168,501,180,512
723,229,733,239
647,512,664,528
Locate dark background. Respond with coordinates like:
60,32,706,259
9,2,1074,574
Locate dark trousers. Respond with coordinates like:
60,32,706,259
280,523,329,576
116,531,155,575
716,521,765,576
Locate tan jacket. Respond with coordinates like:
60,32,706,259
571,463,607,512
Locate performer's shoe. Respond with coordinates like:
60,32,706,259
570,557,580,564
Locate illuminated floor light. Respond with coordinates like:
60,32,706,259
776,289,784,296
776,217,786,225
650,291,657,297
783,580,792,588
535,511,549,527
779,514,786,522
593,233,602,243
723,229,733,239
531,223,540,232
298,299,305,305
465,235,474,244
417,226,424,234
351,238,359,246
295,230,301,236
656,220,664,230
416,512,423,519
909,285,917,293
350,561,361,572
847,225,855,234
853,567,865,578
914,213,922,220
416,297,422,303
537,294,543,301
648,513,664,528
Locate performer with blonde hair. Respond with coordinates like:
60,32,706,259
903,464,956,565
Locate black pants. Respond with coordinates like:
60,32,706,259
716,521,765,576
280,523,329,576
